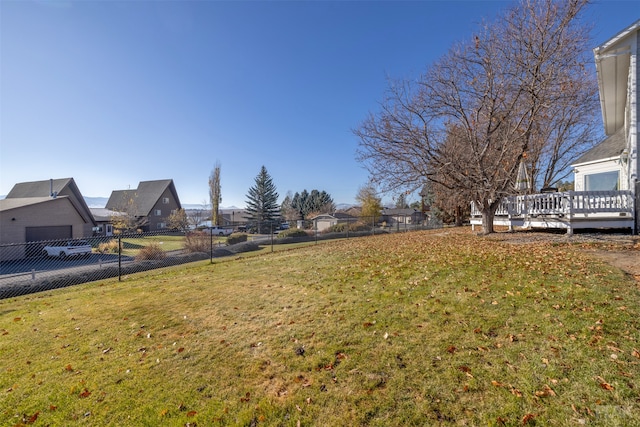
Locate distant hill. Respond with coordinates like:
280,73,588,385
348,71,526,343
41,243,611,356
81,197,240,211
84,197,109,208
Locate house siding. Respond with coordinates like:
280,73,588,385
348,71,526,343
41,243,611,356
574,159,626,191
0,198,92,261
630,28,639,194
147,187,181,230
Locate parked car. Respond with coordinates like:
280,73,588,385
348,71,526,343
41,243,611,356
42,240,92,259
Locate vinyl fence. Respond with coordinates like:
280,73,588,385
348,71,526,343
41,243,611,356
0,216,442,299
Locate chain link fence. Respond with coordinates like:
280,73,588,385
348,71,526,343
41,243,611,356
0,215,441,299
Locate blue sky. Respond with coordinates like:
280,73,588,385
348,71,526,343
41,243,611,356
1,1,638,208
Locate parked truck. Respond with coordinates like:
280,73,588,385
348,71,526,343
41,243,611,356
206,226,234,236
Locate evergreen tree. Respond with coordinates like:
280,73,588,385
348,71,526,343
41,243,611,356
290,189,334,220
245,166,280,233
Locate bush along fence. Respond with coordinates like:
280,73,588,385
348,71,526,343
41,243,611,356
0,215,441,299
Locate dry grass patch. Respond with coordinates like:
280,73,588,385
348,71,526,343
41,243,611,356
1,228,639,426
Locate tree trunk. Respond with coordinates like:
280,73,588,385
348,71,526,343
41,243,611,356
479,201,500,235
454,205,463,227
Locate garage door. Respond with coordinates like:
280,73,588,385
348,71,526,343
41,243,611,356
25,226,72,257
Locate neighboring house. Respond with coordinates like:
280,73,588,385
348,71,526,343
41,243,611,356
89,208,126,236
105,179,182,232
381,208,425,226
312,212,357,232
0,178,97,260
471,19,639,234
340,206,362,217
221,209,249,228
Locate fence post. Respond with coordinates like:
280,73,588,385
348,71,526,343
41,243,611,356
210,229,213,263
271,223,274,252
118,235,122,282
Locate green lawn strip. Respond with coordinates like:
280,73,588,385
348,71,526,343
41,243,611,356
1,230,638,426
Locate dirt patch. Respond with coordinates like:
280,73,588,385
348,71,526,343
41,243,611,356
483,229,640,282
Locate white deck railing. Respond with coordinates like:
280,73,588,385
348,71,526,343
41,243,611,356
471,190,635,218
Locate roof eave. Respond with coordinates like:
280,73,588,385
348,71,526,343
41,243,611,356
593,19,639,136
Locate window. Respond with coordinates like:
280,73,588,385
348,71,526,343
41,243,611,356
163,197,170,204
157,223,166,229
154,209,162,216
584,171,619,191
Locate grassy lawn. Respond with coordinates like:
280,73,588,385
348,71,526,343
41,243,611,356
119,235,188,256
1,229,638,426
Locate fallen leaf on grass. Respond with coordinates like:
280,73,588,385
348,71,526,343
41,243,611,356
187,410,197,417
535,385,556,397
599,382,614,391
522,413,536,425
632,349,640,359
79,388,91,398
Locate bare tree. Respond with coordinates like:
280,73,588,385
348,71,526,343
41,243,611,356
355,0,597,234
281,191,299,223
209,162,222,226
167,208,189,231
186,201,209,229
110,192,142,232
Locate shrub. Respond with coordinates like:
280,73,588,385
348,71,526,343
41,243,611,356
325,222,370,233
348,221,370,232
184,231,210,253
136,242,166,260
227,233,248,245
98,240,119,254
276,228,309,239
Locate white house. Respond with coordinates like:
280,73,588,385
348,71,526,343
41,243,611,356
573,19,639,196
471,19,639,234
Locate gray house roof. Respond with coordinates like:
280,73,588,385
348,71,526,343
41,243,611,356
572,128,626,165
90,208,126,222
6,178,73,198
105,179,181,216
382,208,423,216
3,178,95,225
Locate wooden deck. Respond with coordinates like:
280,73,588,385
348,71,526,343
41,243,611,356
470,191,636,234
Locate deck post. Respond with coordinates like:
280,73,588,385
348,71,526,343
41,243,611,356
635,181,639,235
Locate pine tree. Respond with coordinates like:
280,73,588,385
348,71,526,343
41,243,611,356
245,166,280,233
290,189,334,220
